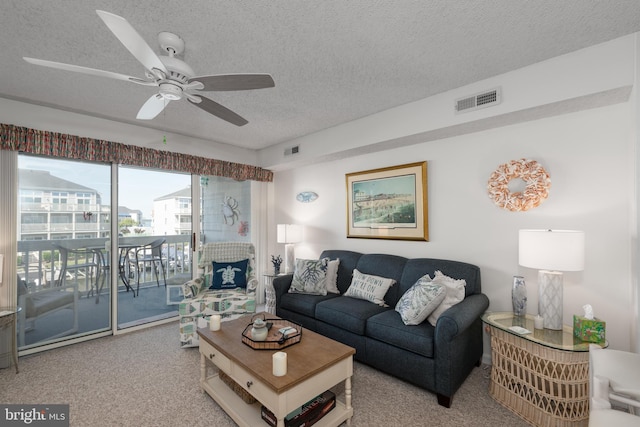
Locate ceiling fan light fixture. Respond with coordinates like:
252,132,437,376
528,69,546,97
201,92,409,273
159,82,182,100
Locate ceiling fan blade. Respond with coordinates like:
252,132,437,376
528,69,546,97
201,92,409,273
188,74,275,92
96,10,168,75
188,95,248,126
23,57,155,86
136,94,169,120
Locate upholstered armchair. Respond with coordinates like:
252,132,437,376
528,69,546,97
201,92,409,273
178,242,257,348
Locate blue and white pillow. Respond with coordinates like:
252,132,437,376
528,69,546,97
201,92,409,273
395,275,446,325
289,258,329,295
210,259,249,289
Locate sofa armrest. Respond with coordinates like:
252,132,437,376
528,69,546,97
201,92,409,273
434,293,489,342
273,274,293,311
433,293,490,402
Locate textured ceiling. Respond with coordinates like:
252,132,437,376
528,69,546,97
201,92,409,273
1,0,639,151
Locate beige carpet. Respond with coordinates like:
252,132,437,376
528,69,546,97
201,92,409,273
0,322,529,426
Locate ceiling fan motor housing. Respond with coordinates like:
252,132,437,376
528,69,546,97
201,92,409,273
157,55,196,100
159,55,194,82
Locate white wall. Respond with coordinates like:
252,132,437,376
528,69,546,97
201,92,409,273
260,34,635,171
272,103,634,356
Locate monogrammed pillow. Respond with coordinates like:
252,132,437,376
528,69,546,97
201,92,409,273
344,269,395,306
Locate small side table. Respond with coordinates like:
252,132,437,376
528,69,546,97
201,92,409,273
482,312,605,426
262,274,280,314
0,307,20,373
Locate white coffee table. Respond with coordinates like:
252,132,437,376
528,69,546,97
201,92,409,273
198,314,355,427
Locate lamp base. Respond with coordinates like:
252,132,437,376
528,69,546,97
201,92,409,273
538,270,563,330
284,244,295,274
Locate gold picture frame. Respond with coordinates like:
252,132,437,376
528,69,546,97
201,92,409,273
346,161,428,241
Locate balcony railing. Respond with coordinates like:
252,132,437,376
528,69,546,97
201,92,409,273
17,235,192,294
21,222,111,233
20,202,105,212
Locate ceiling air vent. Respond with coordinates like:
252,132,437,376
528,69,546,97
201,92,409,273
284,145,300,156
455,87,502,114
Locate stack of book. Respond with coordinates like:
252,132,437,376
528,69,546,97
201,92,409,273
261,390,336,427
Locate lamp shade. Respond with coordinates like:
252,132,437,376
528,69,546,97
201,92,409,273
277,224,302,244
518,229,585,271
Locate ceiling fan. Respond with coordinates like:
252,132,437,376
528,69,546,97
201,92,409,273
23,10,274,126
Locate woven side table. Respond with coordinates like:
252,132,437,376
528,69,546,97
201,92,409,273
483,312,603,427
262,273,281,315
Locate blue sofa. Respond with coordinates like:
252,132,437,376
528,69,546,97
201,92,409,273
273,250,489,408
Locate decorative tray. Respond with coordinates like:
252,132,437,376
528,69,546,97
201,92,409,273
241,316,302,350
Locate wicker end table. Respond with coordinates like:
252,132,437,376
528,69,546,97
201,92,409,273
483,312,606,427
262,274,281,315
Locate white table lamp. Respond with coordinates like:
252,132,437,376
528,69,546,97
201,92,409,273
519,229,585,330
277,224,302,274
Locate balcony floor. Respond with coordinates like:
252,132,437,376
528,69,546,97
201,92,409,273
18,272,192,349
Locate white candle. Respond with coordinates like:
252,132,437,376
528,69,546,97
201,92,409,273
209,314,221,331
272,351,287,376
534,315,544,330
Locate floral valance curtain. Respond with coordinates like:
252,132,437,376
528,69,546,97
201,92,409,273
0,123,273,182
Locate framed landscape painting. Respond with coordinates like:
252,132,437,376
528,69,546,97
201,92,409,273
346,161,428,241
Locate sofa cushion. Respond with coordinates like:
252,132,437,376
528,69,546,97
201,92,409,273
395,275,446,325
211,259,248,289
316,296,388,335
280,292,338,318
344,269,395,306
427,271,466,326
289,258,329,295
366,310,436,358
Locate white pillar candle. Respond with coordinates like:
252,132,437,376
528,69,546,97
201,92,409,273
534,315,544,330
272,351,287,376
209,314,221,331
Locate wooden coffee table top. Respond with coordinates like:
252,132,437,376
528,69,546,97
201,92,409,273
197,313,355,393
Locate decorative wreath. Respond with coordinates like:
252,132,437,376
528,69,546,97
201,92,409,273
487,159,551,212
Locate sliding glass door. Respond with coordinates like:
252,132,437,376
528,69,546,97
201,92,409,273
17,155,111,350
16,156,193,351
116,166,191,329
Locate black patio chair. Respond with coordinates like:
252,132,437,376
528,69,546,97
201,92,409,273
131,238,167,297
